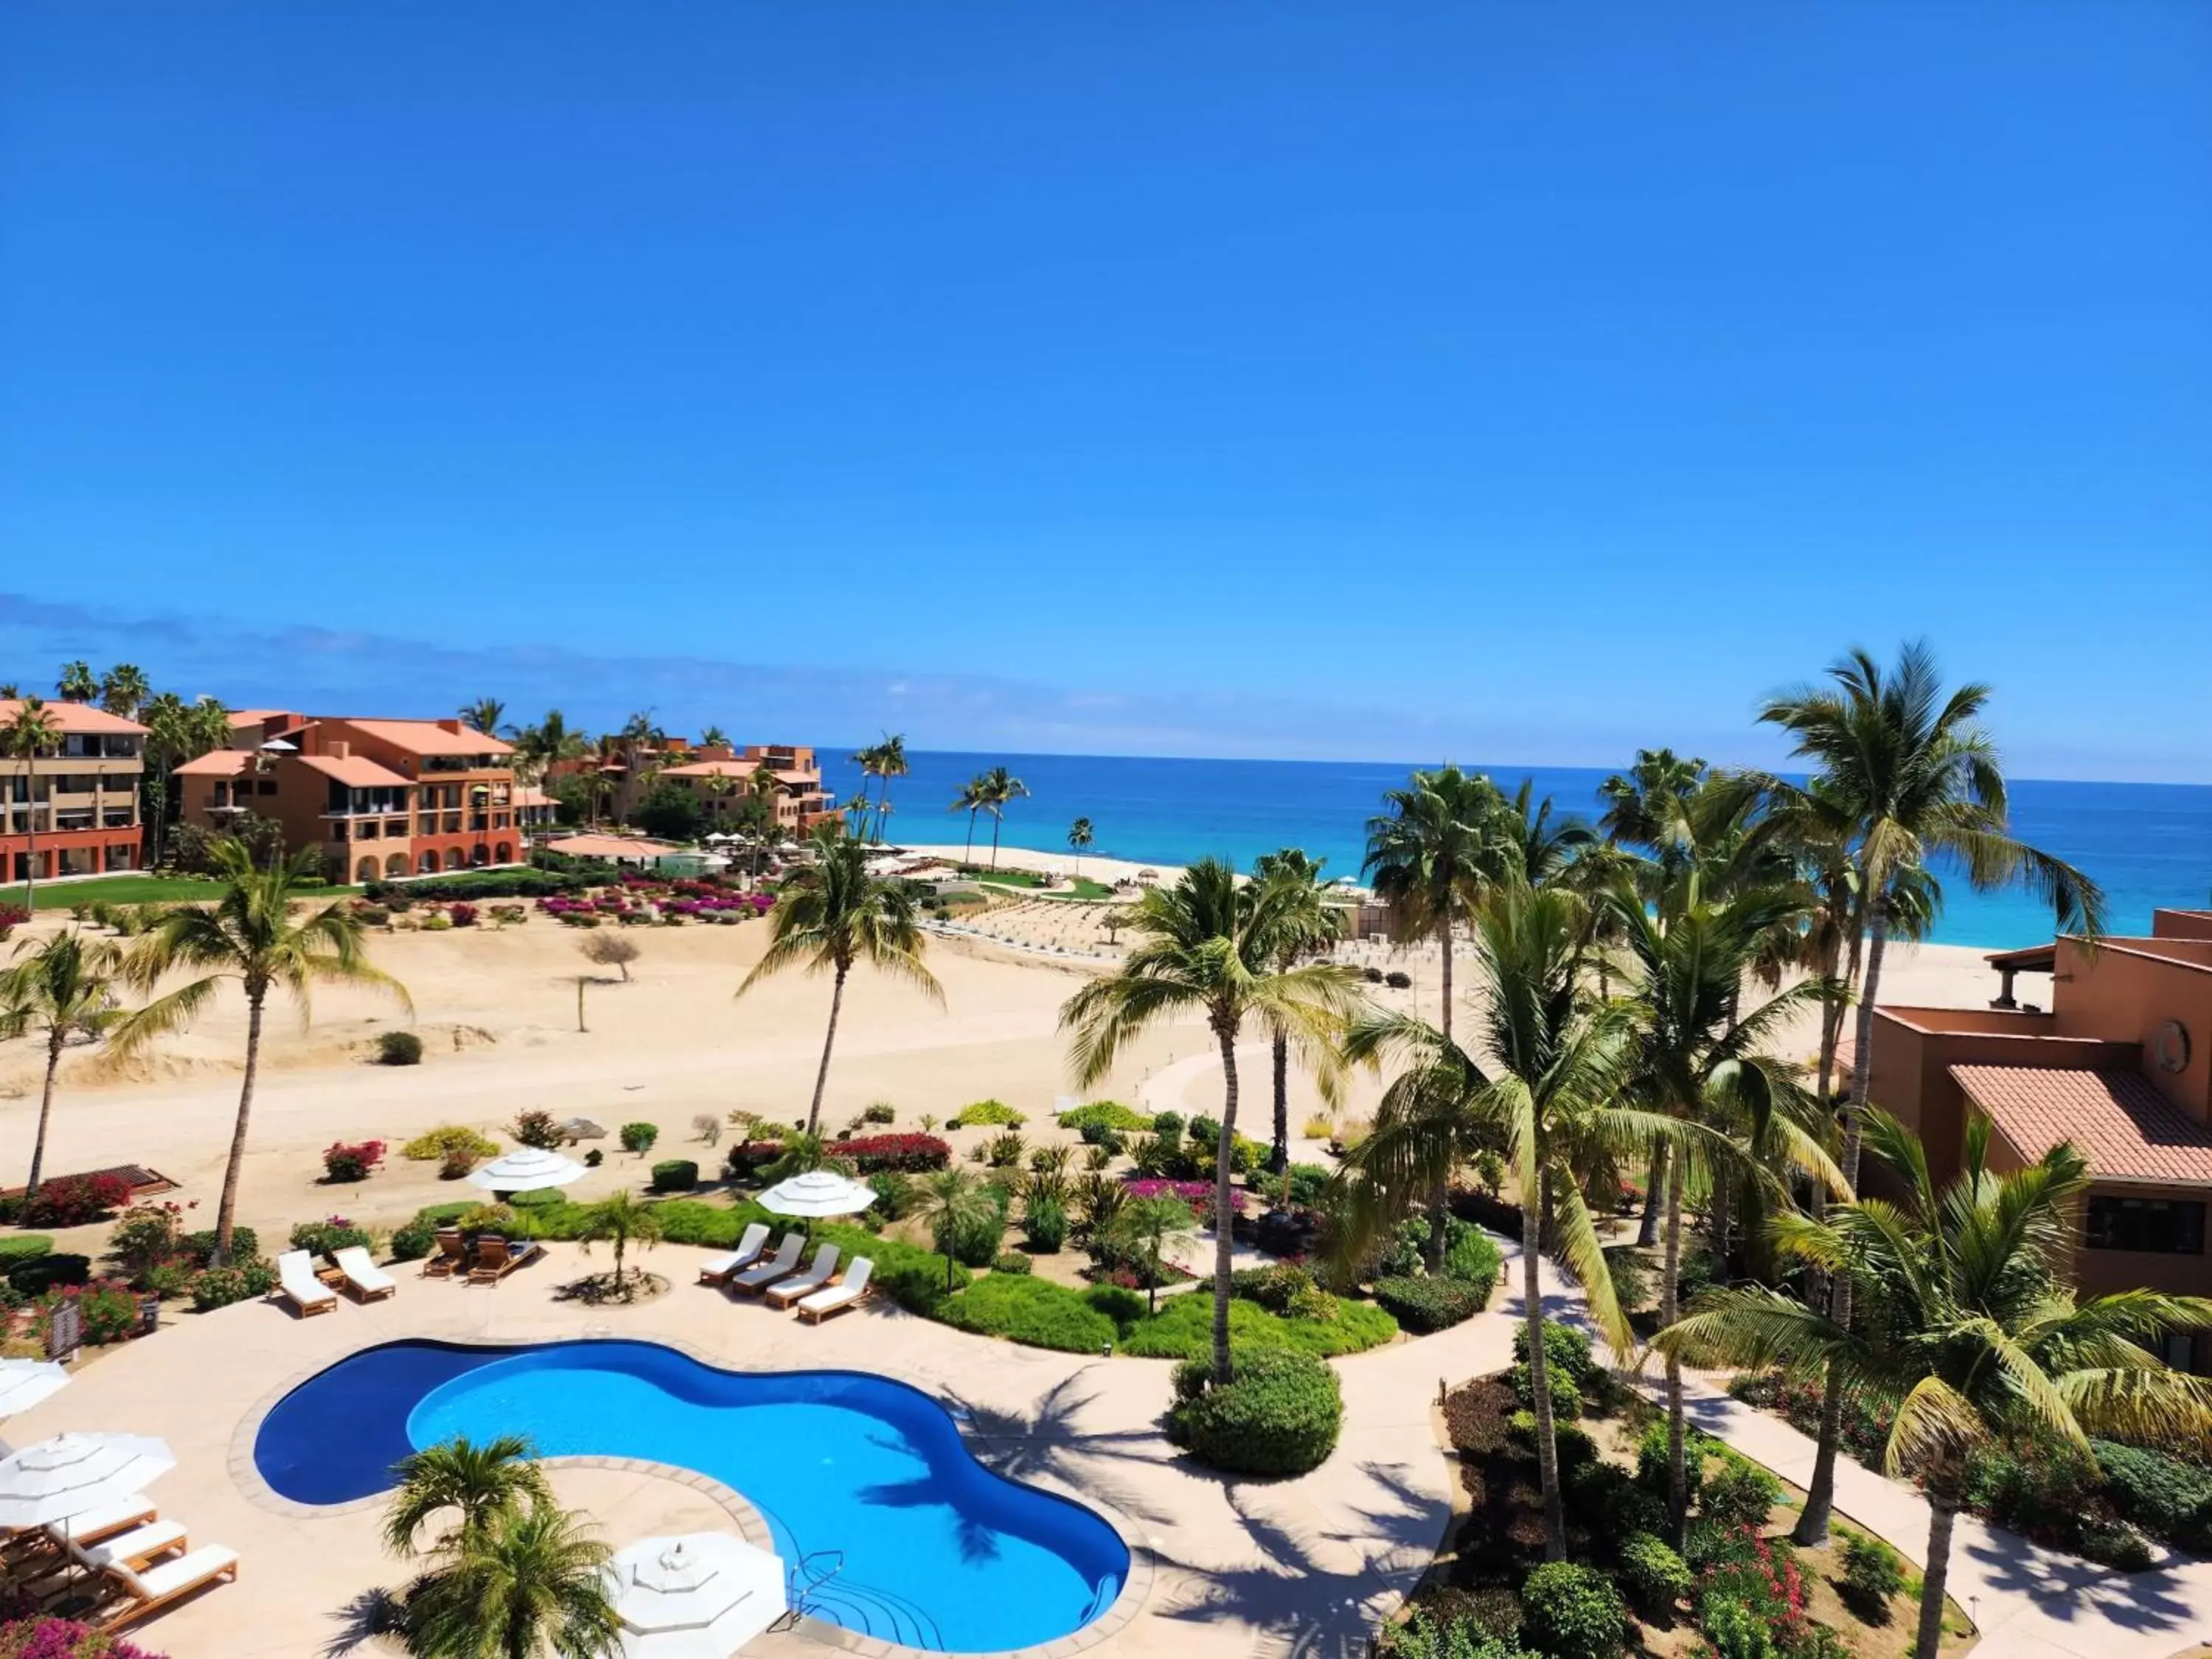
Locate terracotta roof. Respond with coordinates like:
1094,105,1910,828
1951,1064,2212,1186
173,751,251,778
511,785,553,807
545,834,677,860
0,699,148,736
660,760,757,779
327,718,512,758
226,709,295,726
295,753,413,789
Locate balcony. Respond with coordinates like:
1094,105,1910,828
101,811,134,830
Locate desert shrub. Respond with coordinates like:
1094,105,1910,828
984,1131,1026,1169
1374,1275,1489,1332
189,1262,268,1310
1057,1101,1152,1133
2092,1439,2212,1553
401,1125,498,1163
510,1110,564,1150
619,1121,660,1154
1519,1562,1624,1659
990,1250,1033,1276
448,902,478,927
1384,969,1413,990
1701,1455,1783,1531
389,1220,436,1262
179,1226,257,1267
1618,1531,1692,1615
649,1160,698,1194
1121,1289,1397,1359
691,1113,723,1144
1301,1113,1336,1140
939,1273,1117,1352
21,1174,133,1228
1022,1197,1069,1253
838,1133,951,1173
374,1030,424,1066
321,1139,385,1182
1838,1530,1905,1617
951,1099,1024,1128
288,1219,372,1257
862,1101,896,1124
9,1254,90,1295
1168,1348,1342,1476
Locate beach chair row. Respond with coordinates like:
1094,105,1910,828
1,1495,236,1631
420,1231,545,1285
274,1245,396,1315
698,1225,873,1322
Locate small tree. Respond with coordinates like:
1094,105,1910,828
1107,1194,1195,1314
0,930,129,1197
576,1189,664,1299
383,1434,551,1557
579,932,639,982
915,1169,997,1293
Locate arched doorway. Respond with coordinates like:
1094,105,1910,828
469,845,489,867
494,841,513,864
417,850,439,874
444,848,466,871
354,857,377,883
386,854,409,878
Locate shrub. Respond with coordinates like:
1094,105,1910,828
448,902,478,927
1121,1290,1397,1359
1838,1530,1906,1616
1509,1358,1581,1423
584,1148,603,1167
1384,969,1413,990
984,1132,1026,1169
9,1254,90,1295
374,1030,424,1066
991,1250,1033,1276
939,1273,1118,1352
1022,1197,1069,1253
0,1234,55,1265
189,1263,262,1310
1565,1458,1667,1541
1301,1113,1336,1140
288,1218,372,1257
1150,1110,1183,1146
837,1133,952,1173
1702,1455,1783,1531
1374,1275,1490,1332
389,1220,436,1262
1638,1419,1715,1507
2093,1439,2212,1553
1519,1562,1624,1659
1168,1348,1342,1476
1512,1320,1595,1386
31,1281,141,1346
401,1125,498,1163
692,1113,723,1144
1618,1531,1692,1615
942,1200,1006,1267
861,1101,897,1124
510,1109,565,1150
179,1226,257,1267
1604,1247,1651,1313
1444,1231,1504,1304
1443,1376,1520,1456
951,1100,1025,1128
0,1616,169,1657
321,1139,385,1182
619,1121,660,1155
1057,1101,1152,1133
21,1174,133,1228
650,1160,698,1193
368,868,589,902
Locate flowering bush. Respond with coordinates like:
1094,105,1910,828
0,905,29,943
448,902,479,927
289,1217,372,1257
33,1280,141,1347
1696,1528,1808,1659
106,1202,189,1287
721,1141,789,1181
838,1133,952,1173
21,1174,133,1228
1121,1178,1244,1225
321,1139,385,1182
189,1259,276,1310
511,1109,565,1150
0,1616,167,1658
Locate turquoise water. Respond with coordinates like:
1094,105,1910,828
835,750,2212,948
254,1340,1127,1652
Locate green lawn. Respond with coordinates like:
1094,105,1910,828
974,871,1115,900
971,869,1048,888
0,874,361,911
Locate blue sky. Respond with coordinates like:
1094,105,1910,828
3,4,2208,779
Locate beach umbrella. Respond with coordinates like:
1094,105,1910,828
757,1169,875,1221
0,1433,174,1528
467,1147,588,1194
606,1533,787,1658
0,1359,68,1419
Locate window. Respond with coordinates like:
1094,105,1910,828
257,779,277,796
2085,1196,2207,1255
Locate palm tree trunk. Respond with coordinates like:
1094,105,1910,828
1797,902,1891,1546
24,1029,63,1197
1524,1166,1566,1559
216,992,266,1265
1662,1150,1688,1550
964,810,977,863
1269,1029,1290,1175
1436,917,1453,1041
1913,1493,1959,1659
1710,1167,1732,1277
990,811,1004,871
804,966,849,1138
1211,1026,1242,1386
24,764,40,913
1637,1142,1666,1247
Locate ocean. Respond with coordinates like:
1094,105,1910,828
824,751,2212,950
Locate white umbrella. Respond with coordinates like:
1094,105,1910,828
757,1169,876,1220
0,1433,174,1528
0,1360,68,1419
608,1533,787,1658
467,1147,588,1193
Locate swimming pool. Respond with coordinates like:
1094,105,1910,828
252,1339,1130,1652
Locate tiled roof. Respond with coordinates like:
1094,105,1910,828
329,718,512,758
295,754,413,789
0,699,147,736
543,834,676,860
173,751,251,778
1950,1064,2212,1186
511,785,553,807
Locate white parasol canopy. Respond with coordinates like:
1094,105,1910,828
0,1433,174,1528
608,1533,787,1658
467,1147,588,1193
757,1169,876,1220
0,1359,69,1419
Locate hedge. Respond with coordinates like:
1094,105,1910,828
7,1253,89,1295
1055,1102,1154,1133
1169,1348,1342,1477
1520,1562,1626,1659
2092,1439,2212,1553
1374,1274,1492,1332
650,1160,699,1193
811,1222,970,1314
366,869,589,902
937,1274,1121,1353
835,1134,951,1174
1119,1290,1397,1359
0,1234,54,1264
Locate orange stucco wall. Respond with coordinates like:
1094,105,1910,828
2050,939,2212,1123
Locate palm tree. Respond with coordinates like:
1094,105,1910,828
114,840,409,1262
575,1190,664,1298
384,1434,552,1557
514,711,585,785
1067,818,1095,879
950,776,990,863
1498,777,1594,885
872,734,908,845
54,661,97,703
757,1130,851,1183
0,931,128,1197
4,698,64,910
1759,641,2107,1543
914,1168,998,1292
1597,748,1706,866
97,664,149,720
978,766,1029,871
1250,848,1340,1177
698,723,731,750
1660,1110,2212,1659
460,698,509,737
0,684,18,699
1108,1194,1196,1315
849,742,884,836
1060,859,1362,1382
403,1500,620,1659
1362,766,1517,1043
737,826,942,1135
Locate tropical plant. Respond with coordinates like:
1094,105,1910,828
1363,765,1520,1042
97,663,149,720
1658,1110,2212,1659
383,1433,552,1557
976,765,1029,871
737,825,942,1135
1757,641,2107,1544
1249,847,1342,1175
757,1130,852,1183
114,840,409,1262
1068,816,1095,877
401,1500,621,1659
512,710,587,786
459,698,509,737
1107,1194,1197,1314
0,931,128,1197
574,1190,664,1298
3,697,63,912
54,661,97,703
1060,858,1361,1384
914,1169,1000,1293
950,776,990,863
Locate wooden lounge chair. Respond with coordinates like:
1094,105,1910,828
274,1251,338,1317
797,1257,873,1324
730,1234,804,1296
4,1497,157,1569
763,1245,840,1310
332,1246,396,1302
467,1236,543,1285
91,1544,237,1631
72,1520,187,1573
421,1229,466,1278
698,1222,771,1286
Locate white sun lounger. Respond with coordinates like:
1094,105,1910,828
763,1244,841,1309
330,1246,396,1301
730,1234,804,1295
72,1519,188,1571
797,1257,873,1323
274,1251,337,1317
35,1495,156,1548
94,1543,238,1630
698,1222,771,1286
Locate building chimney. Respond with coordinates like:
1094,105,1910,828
328,741,349,760
437,718,464,734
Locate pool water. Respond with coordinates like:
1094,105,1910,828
253,1339,1128,1652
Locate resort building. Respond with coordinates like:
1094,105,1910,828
1860,906,2212,1370
550,739,838,835
0,698,147,883
176,713,527,880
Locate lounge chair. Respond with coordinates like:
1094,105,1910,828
467,1236,544,1285
698,1222,771,1286
91,1544,237,1631
274,1251,337,1317
421,1228,466,1278
796,1257,873,1324
72,1519,188,1572
331,1246,396,1302
763,1244,840,1310
729,1234,804,1295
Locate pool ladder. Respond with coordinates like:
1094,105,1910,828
778,1551,947,1649
772,1550,843,1632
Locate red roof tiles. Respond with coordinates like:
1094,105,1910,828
1950,1064,2212,1186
